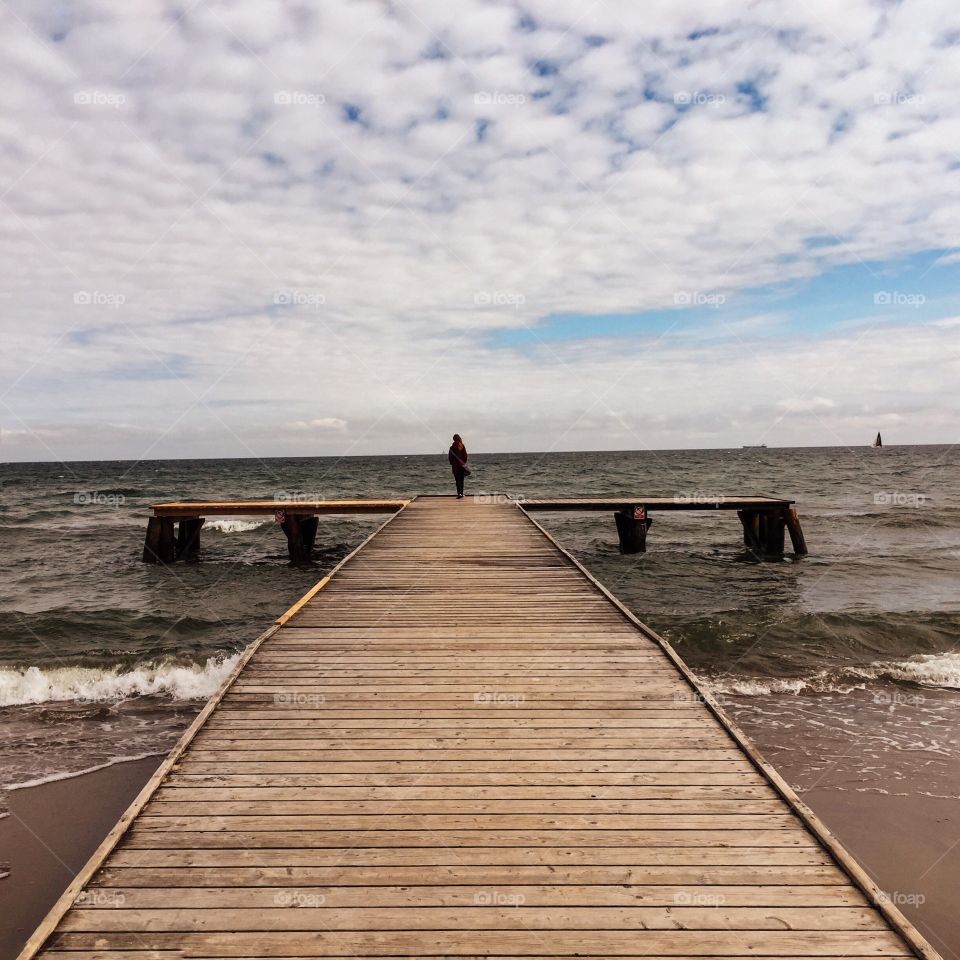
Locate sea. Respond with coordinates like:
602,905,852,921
1,445,959,801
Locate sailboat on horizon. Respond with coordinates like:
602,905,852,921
873,432,882,448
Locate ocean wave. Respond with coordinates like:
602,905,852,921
862,652,960,689
705,676,828,696
205,518,273,533
705,652,960,696
0,654,238,706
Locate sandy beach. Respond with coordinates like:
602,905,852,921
803,789,960,958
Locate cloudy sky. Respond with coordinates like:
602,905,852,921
2,0,959,461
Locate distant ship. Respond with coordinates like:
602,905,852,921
872,432,882,448
742,444,767,450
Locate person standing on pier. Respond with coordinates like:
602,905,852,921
448,434,469,498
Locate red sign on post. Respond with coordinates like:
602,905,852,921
633,505,647,521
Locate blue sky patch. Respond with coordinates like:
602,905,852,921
490,250,960,349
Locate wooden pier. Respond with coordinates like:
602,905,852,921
23,495,934,960
522,497,807,557
144,500,407,564
143,494,807,563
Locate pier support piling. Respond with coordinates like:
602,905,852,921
763,509,786,556
738,509,761,554
739,508,791,559
281,514,318,563
785,507,808,556
614,507,650,554
142,516,175,564
175,517,204,561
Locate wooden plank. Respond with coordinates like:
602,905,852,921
152,499,407,517
122,829,816,849
91,864,850,887
59,905,884,931
75,883,868,908
521,496,794,511
144,799,787,814
43,930,914,956
106,846,838,868
132,813,802,830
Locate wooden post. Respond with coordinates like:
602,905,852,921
763,509,786,557
281,515,312,563
740,509,788,558
614,507,648,554
142,517,175,564
175,517,204,562
738,509,761,554
300,516,319,557
785,507,808,556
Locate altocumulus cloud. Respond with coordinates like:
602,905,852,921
1,0,959,460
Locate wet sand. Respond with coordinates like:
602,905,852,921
0,754,958,960
0,757,162,960
802,788,960,959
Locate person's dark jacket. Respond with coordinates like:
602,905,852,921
448,443,468,474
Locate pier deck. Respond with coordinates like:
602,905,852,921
24,496,932,959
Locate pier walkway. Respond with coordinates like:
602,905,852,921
23,496,934,959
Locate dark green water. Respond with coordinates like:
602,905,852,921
1,445,959,791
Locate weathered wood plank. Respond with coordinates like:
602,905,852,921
43,930,914,956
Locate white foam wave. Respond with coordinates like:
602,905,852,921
866,652,960,689
205,518,272,533
705,676,828,696
706,652,960,696
0,654,239,706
